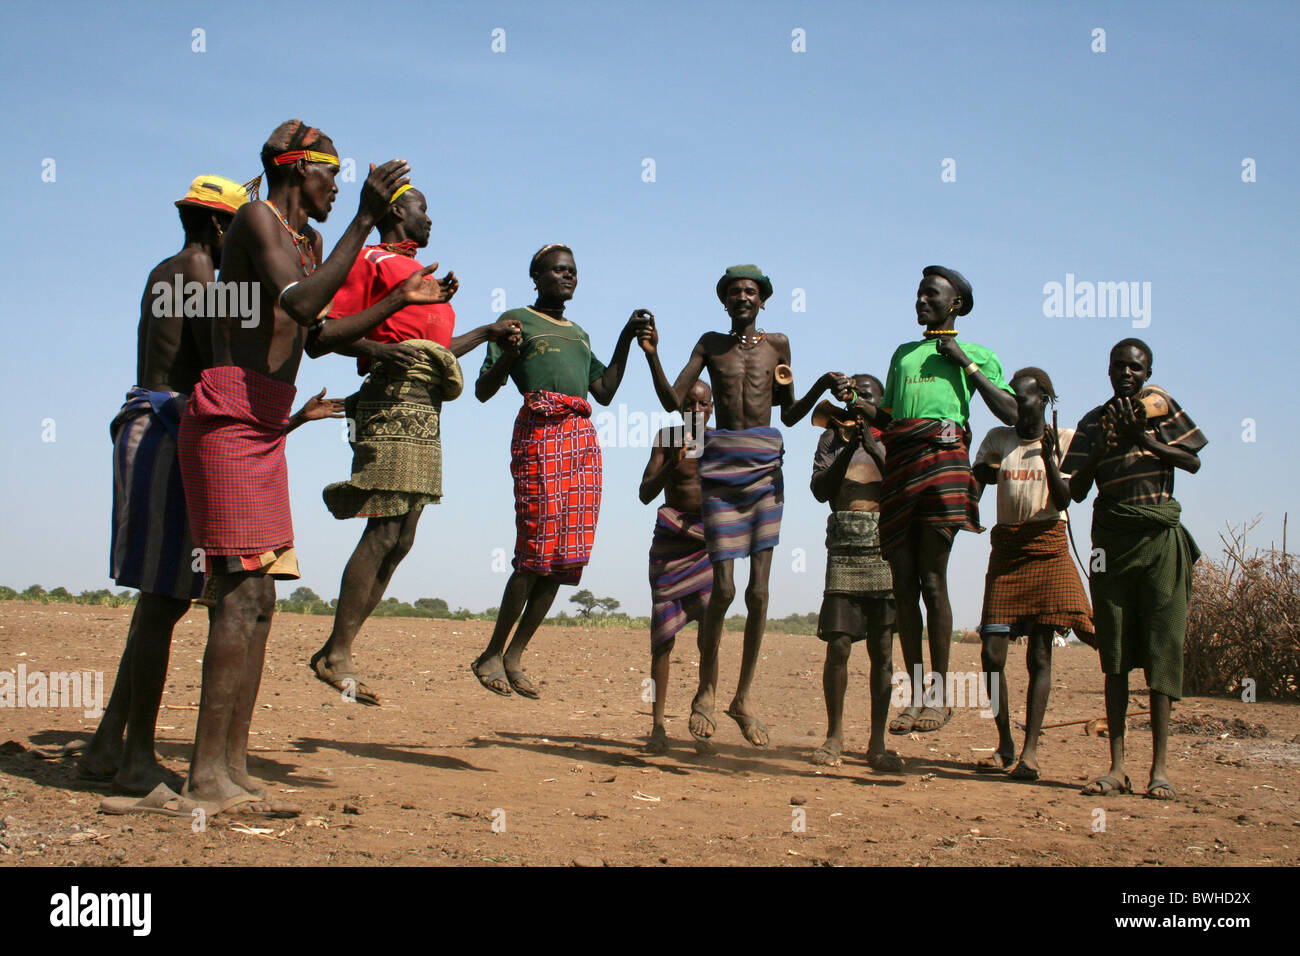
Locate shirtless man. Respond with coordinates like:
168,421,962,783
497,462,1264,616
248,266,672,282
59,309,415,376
176,121,450,809
639,382,714,754
84,176,341,796
641,264,847,751
809,374,902,771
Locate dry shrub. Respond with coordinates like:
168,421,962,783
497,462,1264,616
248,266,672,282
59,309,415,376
1184,518,1300,699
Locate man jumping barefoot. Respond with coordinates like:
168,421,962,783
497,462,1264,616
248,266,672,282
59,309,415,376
642,264,846,751
471,244,652,699
310,185,518,705
1064,339,1205,800
808,374,902,772
639,382,714,754
178,121,450,812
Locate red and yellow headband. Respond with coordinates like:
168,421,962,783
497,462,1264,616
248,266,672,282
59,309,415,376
272,149,340,167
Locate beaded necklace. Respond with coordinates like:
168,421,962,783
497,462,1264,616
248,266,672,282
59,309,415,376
923,328,959,339
731,328,766,348
263,200,317,274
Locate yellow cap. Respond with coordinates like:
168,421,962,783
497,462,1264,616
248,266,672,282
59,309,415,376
175,175,249,215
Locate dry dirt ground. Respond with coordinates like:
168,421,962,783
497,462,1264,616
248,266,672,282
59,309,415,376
2,602,1297,867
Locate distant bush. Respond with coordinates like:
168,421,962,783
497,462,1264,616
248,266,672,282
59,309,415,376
1185,519,1299,700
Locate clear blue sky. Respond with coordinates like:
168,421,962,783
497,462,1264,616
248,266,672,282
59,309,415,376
1,1,1296,627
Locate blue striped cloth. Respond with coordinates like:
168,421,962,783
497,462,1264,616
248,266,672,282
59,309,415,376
109,387,203,600
698,427,784,562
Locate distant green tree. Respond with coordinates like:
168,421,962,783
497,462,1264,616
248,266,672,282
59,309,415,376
596,596,621,615
570,589,598,617
0,586,17,601
415,597,450,614
289,587,321,604
48,587,73,602
21,585,47,602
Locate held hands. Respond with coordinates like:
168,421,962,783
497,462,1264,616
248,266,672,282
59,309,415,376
487,318,522,343
299,388,346,421
499,322,525,355
359,160,412,224
828,372,854,403
627,310,656,354
399,263,455,305
935,336,970,368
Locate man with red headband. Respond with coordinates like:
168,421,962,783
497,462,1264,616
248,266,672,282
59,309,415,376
177,121,451,813
309,185,519,705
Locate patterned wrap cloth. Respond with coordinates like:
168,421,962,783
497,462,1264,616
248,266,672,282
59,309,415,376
110,387,203,600
510,390,603,584
323,340,464,519
177,366,297,560
879,417,981,557
648,505,713,646
980,519,1094,643
698,426,784,562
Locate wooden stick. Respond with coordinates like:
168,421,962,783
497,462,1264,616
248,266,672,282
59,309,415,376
1015,708,1149,731
162,704,199,711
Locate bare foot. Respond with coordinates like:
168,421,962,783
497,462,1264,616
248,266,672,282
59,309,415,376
810,738,842,767
645,725,669,755
76,739,122,780
974,750,1015,773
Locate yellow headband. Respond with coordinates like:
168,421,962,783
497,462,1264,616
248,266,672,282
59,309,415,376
389,183,414,205
272,149,340,167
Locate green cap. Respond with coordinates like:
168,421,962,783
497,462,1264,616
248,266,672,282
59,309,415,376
716,264,773,304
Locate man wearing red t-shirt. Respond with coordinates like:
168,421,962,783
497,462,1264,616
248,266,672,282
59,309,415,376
309,186,520,704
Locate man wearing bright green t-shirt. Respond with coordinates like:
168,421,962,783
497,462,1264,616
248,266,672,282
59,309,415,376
850,266,1018,735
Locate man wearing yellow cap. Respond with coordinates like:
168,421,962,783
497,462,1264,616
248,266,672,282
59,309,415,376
80,176,249,794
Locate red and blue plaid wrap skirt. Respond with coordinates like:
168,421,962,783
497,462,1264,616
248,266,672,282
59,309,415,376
510,391,602,584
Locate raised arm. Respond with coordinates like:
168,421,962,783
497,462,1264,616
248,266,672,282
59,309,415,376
589,310,653,406
274,160,411,323
1041,428,1073,512
776,336,846,427
640,322,707,414
450,318,521,359
306,263,451,356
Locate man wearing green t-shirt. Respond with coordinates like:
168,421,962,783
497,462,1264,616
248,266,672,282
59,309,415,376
850,266,1018,735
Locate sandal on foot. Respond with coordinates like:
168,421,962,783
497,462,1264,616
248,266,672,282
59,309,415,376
888,706,922,735
1081,774,1132,796
867,750,905,773
505,668,540,700
913,707,952,733
725,706,770,749
688,706,717,755
99,783,215,818
1146,778,1177,800
1009,762,1040,782
810,741,843,767
470,657,511,697
217,792,300,818
310,651,380,706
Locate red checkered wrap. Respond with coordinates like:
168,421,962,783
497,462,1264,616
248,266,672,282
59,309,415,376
177,366,296,556
510,391,602,584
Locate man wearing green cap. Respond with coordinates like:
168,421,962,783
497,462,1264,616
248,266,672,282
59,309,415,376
641,264,849,751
